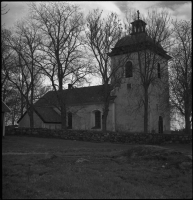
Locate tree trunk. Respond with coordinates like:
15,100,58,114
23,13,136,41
59,84,67,130
30,93,34,128
20,93,24,117
58,62,67,130
29,57,35,128
184,90,191,134
102,105,109,133
102,84,110,133
61,102,67,130
12,111,15,125
12,102,17,125
185,113,191,134
184,103,191,134
59,91,67,130
2,88,6,102
144,88,149,133
29,106,34,128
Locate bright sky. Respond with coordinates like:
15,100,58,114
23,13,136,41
1,1,191,87
1,1,192,28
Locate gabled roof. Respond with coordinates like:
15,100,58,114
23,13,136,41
35,106,61,123
18,85,116,124
17,106,61,124
2,101,11,113
34,84,116,107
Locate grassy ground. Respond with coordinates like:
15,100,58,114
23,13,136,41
2,135,192,199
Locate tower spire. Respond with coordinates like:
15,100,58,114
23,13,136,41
137,10,140,20
130,10,146,35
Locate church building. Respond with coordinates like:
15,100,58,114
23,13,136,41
18,13,171,133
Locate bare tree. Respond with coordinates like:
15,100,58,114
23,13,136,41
169,19,192,133
4,88,21,125
1,3,10,15
85,9,124,132
1,27,26,125
1,28,14,101
30,2,90,129
6,17,43,128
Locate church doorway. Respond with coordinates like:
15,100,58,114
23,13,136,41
158,116,163,133
95,110,101,129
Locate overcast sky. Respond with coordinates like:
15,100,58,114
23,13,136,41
1,1,192,28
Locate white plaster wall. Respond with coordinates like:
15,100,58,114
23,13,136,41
114,82,144,132
44,123,61,129
18,104,115,131
111,51,170,133
67,103,115,131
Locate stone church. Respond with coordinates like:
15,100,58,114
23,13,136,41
18,15,171,133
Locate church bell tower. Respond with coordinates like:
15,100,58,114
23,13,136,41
130,10,147,35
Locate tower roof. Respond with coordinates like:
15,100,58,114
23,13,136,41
109,10,171,60
109,33,171,59
114,32,162,49
130,19,147,26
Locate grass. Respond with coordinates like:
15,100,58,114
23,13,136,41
2,135,192,199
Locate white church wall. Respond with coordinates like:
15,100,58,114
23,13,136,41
114,81,144,132
111,50,171,133
67,103,115,131
44,123,61,129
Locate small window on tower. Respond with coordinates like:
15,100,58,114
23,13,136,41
158,63,161,78
125,61,133,78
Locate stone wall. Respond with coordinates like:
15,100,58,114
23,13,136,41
6,128,192,145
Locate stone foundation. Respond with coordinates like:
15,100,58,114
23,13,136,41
6,128,192,145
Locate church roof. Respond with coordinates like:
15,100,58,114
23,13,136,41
109,33,171,60
17,106,61,124
130,19,147,25
114,33,162,49
35,84,115,107
17,85,116,124
35,107,61,123
2,101,11,113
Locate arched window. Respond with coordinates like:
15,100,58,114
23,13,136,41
67,112,72,129
95,110,101,128
125,61,133,78
158,63,161,78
